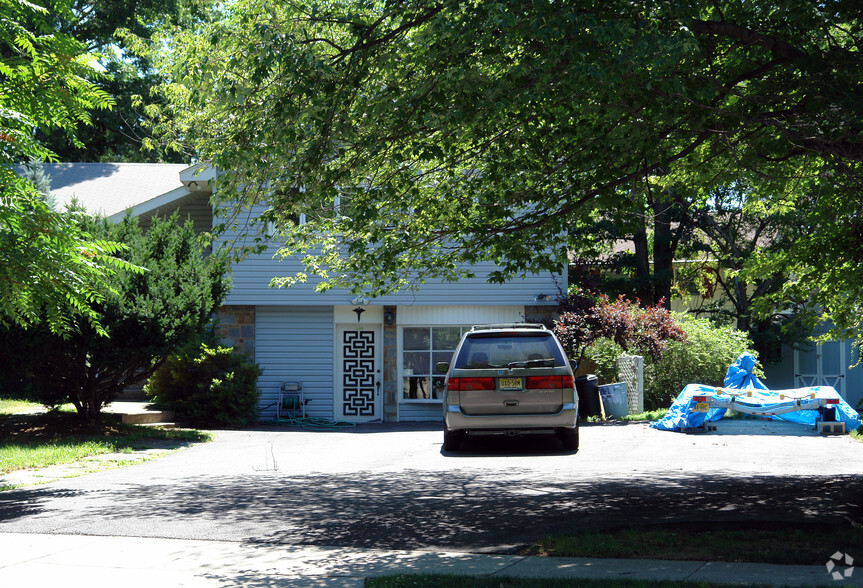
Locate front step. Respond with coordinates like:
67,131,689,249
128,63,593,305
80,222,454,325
121,411,175,425
137,422,178,429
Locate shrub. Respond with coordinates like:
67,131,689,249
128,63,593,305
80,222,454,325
584,338,624,383
6,213,229,421
554,292,686,367
642,315,758,410
145,343,262,427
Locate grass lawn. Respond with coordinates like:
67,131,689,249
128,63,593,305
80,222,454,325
0,397,211,479
0,398,75,415
620,409,667,422
520,524,863,565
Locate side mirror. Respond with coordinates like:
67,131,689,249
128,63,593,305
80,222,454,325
435,361,449,374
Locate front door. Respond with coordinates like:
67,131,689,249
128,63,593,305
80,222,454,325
336,324,382,422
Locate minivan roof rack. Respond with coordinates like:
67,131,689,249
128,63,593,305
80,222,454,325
469,323,549,331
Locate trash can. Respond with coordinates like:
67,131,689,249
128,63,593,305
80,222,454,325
598,382,629,419
575,374,601,418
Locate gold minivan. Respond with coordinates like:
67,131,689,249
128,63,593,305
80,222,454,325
438,324,578,452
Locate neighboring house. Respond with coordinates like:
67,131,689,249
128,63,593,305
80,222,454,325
41,162,562,423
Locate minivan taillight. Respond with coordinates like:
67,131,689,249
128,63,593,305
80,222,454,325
526,375,574,389
448,377,495,391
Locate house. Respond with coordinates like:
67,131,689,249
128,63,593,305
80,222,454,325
42,162,562,423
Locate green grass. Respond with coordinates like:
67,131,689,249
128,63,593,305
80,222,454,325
367,574,771,588
0,397,75,415
0,398,43,415
521,525,863,565
620,408,667,422
0,401,212,477
851,425,863,443
0,439,119,472
0,425,212,474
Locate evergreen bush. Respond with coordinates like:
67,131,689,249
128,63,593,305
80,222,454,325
5,213,229,421
146,343,262,427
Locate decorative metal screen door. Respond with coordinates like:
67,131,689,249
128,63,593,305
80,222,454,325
336,325,381,421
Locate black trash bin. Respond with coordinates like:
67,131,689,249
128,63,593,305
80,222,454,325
575,374,601,419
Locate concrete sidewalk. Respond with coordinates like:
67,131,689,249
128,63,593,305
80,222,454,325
0,533,853,587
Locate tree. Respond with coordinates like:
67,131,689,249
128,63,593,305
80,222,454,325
673,183,808,362
19,159,55,208
35,0,209,162
4,213,229,421
1,0,132,335
568,186,695,309
144,1,863,345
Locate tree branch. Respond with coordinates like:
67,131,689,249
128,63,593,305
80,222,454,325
689,19,807,61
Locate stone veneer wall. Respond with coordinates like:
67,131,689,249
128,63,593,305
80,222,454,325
216,305,256,359
382,305,398,422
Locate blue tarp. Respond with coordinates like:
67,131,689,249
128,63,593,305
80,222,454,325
651,353,861,432
723,353,768,391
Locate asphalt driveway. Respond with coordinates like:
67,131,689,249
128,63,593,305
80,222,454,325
1,420,861,553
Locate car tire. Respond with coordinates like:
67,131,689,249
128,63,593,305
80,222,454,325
443,429,462,452
560,426,579,452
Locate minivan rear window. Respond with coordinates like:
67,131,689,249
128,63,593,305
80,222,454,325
453,334,567,369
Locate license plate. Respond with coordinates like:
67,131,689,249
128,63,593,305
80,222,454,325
692,402,709,413
499,378,522,391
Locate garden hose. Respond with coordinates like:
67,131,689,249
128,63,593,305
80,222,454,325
260,400,358,430
270,415,357,430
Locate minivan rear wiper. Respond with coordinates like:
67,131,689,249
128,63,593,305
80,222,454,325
507,359,554,368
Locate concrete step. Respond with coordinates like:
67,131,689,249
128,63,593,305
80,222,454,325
121,411,175,425
136,422,178,429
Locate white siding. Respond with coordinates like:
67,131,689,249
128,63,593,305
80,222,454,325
398,305,524,325
399,403,443,421
255,306,334,419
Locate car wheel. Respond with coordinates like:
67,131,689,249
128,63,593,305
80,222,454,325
560,426,579,452
443,429,462,451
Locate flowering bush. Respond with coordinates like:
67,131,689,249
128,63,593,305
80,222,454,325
554,291,686,369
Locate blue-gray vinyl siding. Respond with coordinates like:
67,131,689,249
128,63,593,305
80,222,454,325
138,191,213,236
217,207,564,307
255,306,334,420
763,342,862,409
224,247,562,307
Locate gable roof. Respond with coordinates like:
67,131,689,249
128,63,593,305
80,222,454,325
41,163,189,217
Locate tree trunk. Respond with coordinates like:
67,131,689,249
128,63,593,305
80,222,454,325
652,202,674,310
632,223,653,305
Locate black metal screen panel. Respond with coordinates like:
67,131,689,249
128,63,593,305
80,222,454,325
343,330,376,417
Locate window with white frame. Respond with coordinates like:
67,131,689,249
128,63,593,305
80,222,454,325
402,326,469,402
